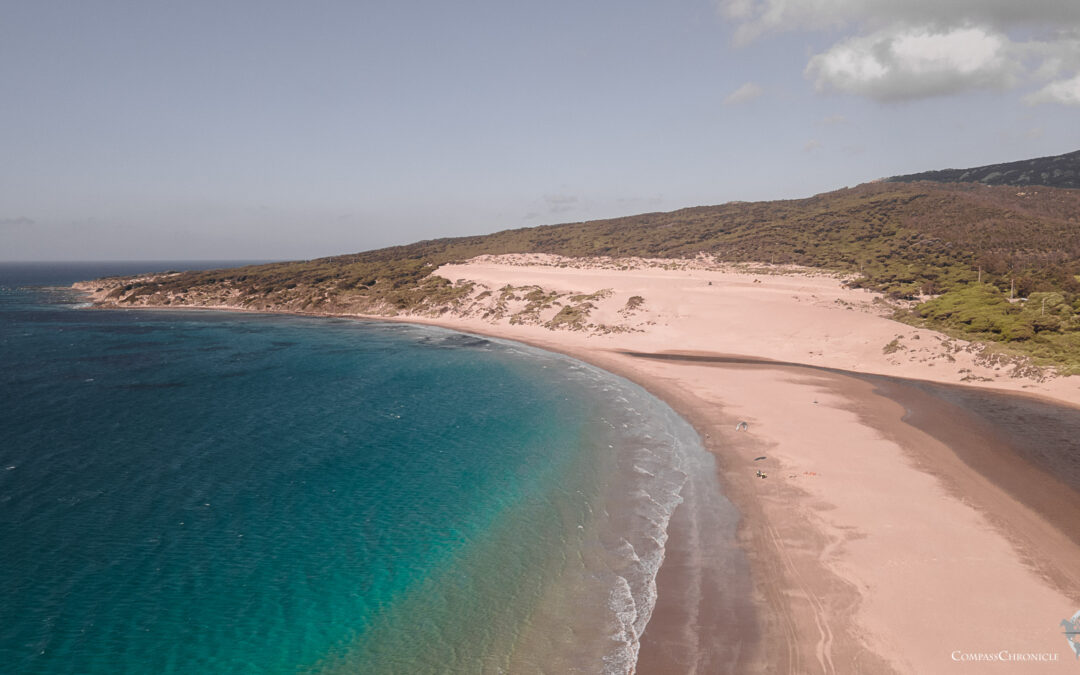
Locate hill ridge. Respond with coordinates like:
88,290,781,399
886,149,1080,189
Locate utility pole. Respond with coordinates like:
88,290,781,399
978,267,982,284
1010,278,1015,300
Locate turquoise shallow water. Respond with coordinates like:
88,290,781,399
0,263,705,673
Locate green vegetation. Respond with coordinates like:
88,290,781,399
508,286,561,325
99,180,1080,369
546,303,595,330
904,284,1080,373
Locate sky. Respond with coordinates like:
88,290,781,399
3,0,1080,261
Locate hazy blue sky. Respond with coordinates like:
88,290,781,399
3,0,1080,261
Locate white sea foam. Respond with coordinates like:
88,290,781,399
605,575,640,674
576,382,696,674
400,325,718,674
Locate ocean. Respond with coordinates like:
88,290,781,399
0,262,718,674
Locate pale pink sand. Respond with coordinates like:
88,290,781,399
399,255,1080,673
433,254,1079,404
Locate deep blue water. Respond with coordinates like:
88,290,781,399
0,263,704,673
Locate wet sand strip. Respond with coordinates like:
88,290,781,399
623,350,1080,598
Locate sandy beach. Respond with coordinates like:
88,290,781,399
395,255,1080,673
79,254,1080,672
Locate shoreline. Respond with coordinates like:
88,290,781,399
73,259,1080,673
596,350,1080,673
77,304,1080,672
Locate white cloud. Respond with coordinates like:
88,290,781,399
1024,73,1080,105
719,0,1080,44
0,217,35,227
722,0,755,20
616,194,665,208
803,139,823,152
820,114,848,125
724,81,764,105
806,25,1020,101
542,193,580,214
718,0,1080,103
524,193,584,220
